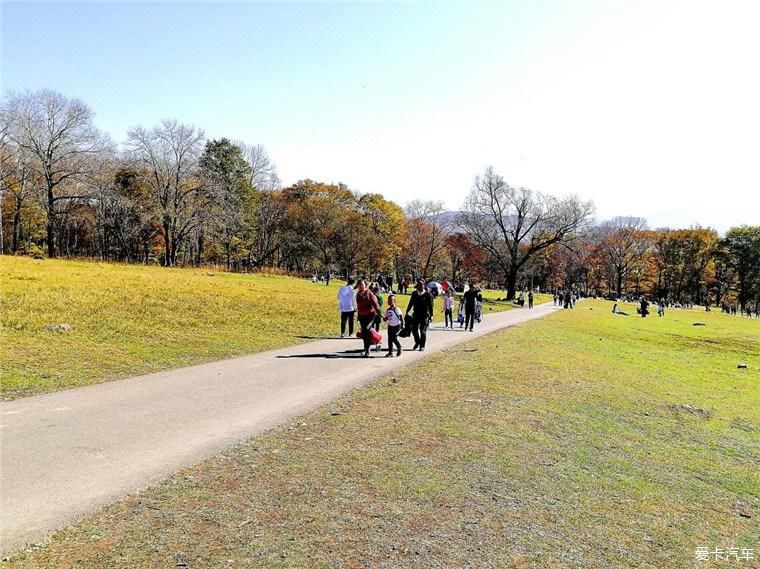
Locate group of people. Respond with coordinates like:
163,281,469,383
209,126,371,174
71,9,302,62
337,277,485,358
553,290,577,309
516,291,534,309
311,272,332,286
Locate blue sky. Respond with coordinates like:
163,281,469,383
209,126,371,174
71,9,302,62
2,1,759,232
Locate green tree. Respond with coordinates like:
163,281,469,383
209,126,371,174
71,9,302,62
199,138,253,269
719,226,760,311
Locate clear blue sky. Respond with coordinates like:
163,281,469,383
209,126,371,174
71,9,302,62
2,1,759,232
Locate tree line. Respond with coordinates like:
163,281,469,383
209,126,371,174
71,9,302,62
1,89,758,310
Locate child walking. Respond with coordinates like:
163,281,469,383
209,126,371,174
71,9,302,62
383,294,404,357
443,289,454,329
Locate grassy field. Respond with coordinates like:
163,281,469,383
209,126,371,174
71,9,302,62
0,257,532,399
5,300,758,568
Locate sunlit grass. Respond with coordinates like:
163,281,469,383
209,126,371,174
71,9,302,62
0,257,528,399
7,300,758,567
0,257,340,399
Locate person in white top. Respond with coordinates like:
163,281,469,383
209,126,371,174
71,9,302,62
382,294,404,357
337,278,357,337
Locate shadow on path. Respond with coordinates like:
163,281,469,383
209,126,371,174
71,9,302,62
277,349,365,359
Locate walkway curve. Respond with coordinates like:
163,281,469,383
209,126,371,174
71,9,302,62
0,302,559,554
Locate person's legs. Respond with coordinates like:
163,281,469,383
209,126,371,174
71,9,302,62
418,318,429,348
358,315,373,354
348,311,355,335
340,311,349,336
465,308,474,331
411,315,421,349
387,325,400,356
445,308,452,328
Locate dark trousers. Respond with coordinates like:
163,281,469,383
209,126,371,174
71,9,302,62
444,308,453,328
358,314,375,353
465,306,475,330
411,314,429,348
387,324,401,354
341,311,355,335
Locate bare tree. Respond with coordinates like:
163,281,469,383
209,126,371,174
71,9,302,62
1,89,109,257
459,167,594,299
126,120,205,266
247,190,285,267
236,142,280,191
0,123,10,254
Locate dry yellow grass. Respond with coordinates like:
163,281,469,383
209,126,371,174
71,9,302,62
0,257,528,399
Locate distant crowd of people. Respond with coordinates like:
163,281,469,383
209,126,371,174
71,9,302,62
608,295,760,319
719,303,760,318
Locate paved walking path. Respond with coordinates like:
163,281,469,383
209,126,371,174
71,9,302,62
0,302,558,554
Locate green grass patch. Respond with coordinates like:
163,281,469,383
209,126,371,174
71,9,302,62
0,257,529,399
5,300,758,567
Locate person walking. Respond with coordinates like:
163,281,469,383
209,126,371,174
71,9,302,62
443,288,454,329
639,296,650,318
356,279,381,357
463,282,479,332
371,283,385,351
405,279,434,350
383,294,404,357
528,291,534,309
338,278,356,337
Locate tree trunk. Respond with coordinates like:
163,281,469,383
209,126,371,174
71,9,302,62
0,193,4,255
162,220,171,266
506,264,519,300
616,267,624,297
46,202,56,257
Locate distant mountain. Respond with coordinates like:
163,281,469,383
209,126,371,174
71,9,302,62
436,210,467,233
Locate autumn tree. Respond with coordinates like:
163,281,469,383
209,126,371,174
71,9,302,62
652,228,718,303
403,200,450,280
0,129,36,253
357,193,406,273
446,233,486,284
595,217,651,297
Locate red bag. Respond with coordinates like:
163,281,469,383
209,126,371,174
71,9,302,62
356,328,383,345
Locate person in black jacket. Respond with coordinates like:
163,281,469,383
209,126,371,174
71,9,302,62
405,279,434,351
463,282,480,331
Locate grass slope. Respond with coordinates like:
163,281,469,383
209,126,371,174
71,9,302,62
5,300,758,568
0,257,531,399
